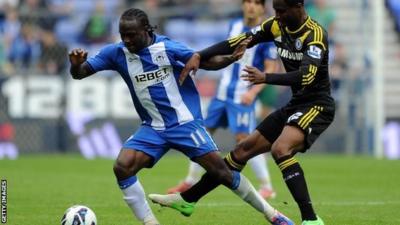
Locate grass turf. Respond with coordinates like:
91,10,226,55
1,153,399,225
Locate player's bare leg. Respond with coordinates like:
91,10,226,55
113,149,160,225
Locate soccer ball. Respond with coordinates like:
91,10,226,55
61,205,97,225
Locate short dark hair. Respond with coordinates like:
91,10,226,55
284,0,304,6
242,0,266,6
120,8,156,34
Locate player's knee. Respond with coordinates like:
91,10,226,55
271,141,291,159
233,141,252,161
236,138,251,150
113,159,135,178
113,161,125,177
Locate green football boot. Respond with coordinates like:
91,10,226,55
301,216,324,225
148,193,195,217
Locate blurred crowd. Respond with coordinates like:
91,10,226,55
0,0,340,74
0,0,241,78
0,0,124,76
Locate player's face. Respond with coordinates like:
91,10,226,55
273,0,301,29
242,0,265,21
119,19,150,53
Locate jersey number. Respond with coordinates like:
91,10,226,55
237,113,250,127
191,129,207,147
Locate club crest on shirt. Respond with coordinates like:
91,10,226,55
250,25,261,35
295,38,303,50
128,57,138,62
155,55,165,63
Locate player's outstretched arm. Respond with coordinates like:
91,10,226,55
179,37,251,85
200,37,252,70
69,48,95,80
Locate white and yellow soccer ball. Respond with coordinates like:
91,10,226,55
61,205,97,225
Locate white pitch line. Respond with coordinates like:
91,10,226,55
196,200,400,207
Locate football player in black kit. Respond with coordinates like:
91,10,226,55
150,0,334,224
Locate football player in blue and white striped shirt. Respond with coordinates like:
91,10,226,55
69,8,292,225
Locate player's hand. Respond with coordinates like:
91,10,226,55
241,92,256,105
241,65,266,84
231,37,252,61
69,48,88,66
179,53,200,85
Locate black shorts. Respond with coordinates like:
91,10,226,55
256,103,335,152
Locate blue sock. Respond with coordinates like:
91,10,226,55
231,171,241,190
118,176,137,189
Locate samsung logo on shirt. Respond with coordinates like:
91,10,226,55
277,48,303,61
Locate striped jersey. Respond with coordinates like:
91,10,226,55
216,18,277,104
87,34,201,130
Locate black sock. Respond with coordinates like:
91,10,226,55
276,155,317,221
180,172,219,203
181,152,245,203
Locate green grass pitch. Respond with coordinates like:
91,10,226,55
1,153,399,225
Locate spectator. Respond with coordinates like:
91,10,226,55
1,7,21,47
18,0,50,28
80,1,111,44
38,28,68,74
7,23,41,72
0,36,13,77
46,0,73,19
0,8,21,76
